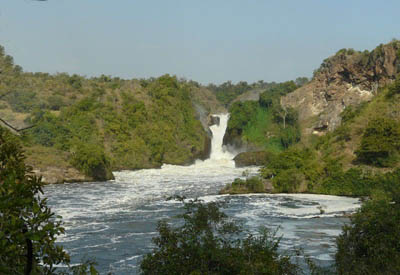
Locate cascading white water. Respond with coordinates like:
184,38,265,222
208,113,234,161
43,113,361,274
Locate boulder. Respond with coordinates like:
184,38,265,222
233,151,270,167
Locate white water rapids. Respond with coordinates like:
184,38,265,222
44,113,360,274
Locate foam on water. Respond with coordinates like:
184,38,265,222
44,113,361,274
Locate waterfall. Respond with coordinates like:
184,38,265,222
208,114,234,161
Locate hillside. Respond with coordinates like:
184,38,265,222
0,45,223,183
223,80,303,153
222,41,400,196
283,40,400,137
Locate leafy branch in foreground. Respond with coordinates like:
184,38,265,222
0,127,97,274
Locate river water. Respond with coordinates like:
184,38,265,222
44,114,360,274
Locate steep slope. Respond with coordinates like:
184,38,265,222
282,41,400,136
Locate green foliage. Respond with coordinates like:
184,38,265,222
47,95,66,111
0,46,213,174
387,74,400,97
140,199,300,274
336,196,400,274
4,90,41,113
24,74,208,174
279,126,301,149
0,127,98,274
226,80,300,151
207,80,265,107
261,147,321,193
28,110,71,148
227,101,258,135
71,142,111,180
336,48,357,56
229,176,265,193
355,117,400,167
295,77,309,87
340,102,367,123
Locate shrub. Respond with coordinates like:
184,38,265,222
70,142,112,180
47,95,65,111
387,75,400,97
336,198,400,274
5,91,39,113
140,199,300,274
355,117,400,167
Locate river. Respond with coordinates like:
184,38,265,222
44,114,360,274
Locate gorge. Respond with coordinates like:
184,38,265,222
43,114,360,274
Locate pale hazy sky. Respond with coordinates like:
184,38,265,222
0,0,399,84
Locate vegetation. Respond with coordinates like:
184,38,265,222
140,198,301,275
207,80,271,107
0,46,219,180
253,76,400,196
355,117,400,167
336,194,400,274
221,176,265,194
225,80,301,152
0,127,97,274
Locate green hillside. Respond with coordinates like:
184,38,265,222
259,77,400,196
223,81,302,152
0,45,220,182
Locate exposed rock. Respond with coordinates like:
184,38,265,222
190,134,211,162
234,151,270,167
33,167,93,184
282,41,400,134
208,115,220,126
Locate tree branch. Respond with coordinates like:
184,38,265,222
0,118,35,135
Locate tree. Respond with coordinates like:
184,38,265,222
355,117,400,167
140,198,300,275
336,198,400,274
0,127,97,274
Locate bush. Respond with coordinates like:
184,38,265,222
140,199,300,274
336,198,400,274
355,117,400,167
47,95,65,111
387,75,400,97
5,91,39,113
230,176,265,193
70,142,112,180
279,126,301,149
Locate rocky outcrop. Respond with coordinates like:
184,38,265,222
233,151,270,167
282,41,400,134
208,115,220,126
33,167,93,184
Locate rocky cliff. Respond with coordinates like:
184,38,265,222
282,41,400,135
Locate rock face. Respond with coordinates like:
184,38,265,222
282,41,400,134
208,115,220,126
33,167,95,184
